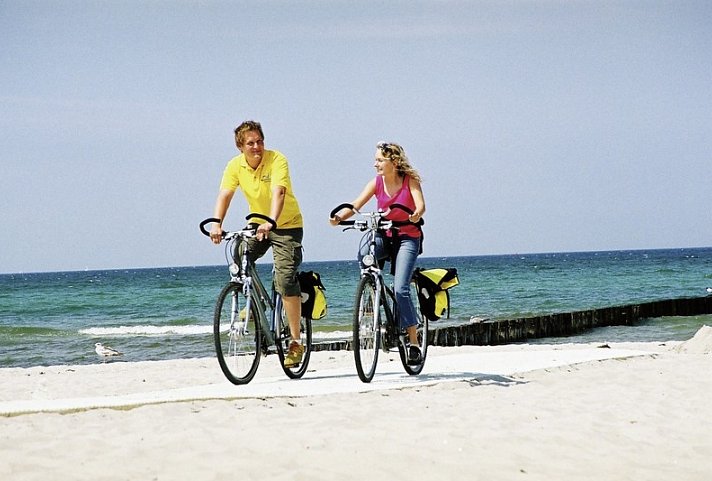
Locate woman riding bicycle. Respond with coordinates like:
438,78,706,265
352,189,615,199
330,141,426,364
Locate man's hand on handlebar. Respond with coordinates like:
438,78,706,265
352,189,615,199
256,221,273,241
210,224,224,244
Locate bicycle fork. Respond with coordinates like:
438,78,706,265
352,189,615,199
226,281,275,348
229,291,249,337
373,279,397,354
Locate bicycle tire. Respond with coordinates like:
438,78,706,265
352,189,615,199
276,296,313,379
399,280,429,375
213,282,261,385
353,275,381,383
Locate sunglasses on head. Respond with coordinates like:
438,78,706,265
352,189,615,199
377,141,395,155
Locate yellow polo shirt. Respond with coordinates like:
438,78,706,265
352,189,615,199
219,150,303,229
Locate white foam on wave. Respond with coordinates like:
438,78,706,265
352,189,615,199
80,325,212,336
79,325,352,340
312,330,351,341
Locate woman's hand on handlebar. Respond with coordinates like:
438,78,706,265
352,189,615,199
329,203,355,226
408,211,422,223
329,213,346,226
387,203,423,225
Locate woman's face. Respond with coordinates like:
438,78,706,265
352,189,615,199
374,149,395,176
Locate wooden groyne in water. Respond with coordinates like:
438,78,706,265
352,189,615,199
429,294,712,347
312,295,712,351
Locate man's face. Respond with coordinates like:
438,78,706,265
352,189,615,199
239,130,265,166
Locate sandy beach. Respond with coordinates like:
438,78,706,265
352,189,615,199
1,327,710,481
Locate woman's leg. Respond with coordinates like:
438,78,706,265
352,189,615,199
358,232,390,265
393,236,420,337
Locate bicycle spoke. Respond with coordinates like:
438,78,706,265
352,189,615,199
353,276,380,382
214,283,261,384
400,280,429,375
276,295,313,379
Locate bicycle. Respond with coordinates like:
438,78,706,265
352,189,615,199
330,203,428,383
199,214,312,385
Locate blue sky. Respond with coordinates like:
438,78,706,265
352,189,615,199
1,0,710,273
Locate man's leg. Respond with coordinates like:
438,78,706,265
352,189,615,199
282,294,304,367
282,294,302,341
268,228,304,367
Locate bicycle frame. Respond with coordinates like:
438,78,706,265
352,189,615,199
200,214,313,384
359,227,401,351
331,202,428,382
226,233,277,347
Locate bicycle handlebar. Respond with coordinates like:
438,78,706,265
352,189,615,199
199,213,277,238
245,213,278,229
329,203,423,228
199,218,223,237
329,203,356,226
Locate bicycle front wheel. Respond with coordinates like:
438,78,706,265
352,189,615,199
276,295,313,379
399,279,429,375
353,276,381,383
214,282,261,385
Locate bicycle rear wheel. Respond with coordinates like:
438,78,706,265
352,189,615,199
399,279,429,375
276,295,313,379
353,276,381,383
214,282,261,385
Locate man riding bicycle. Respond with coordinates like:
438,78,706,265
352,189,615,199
209,120,305,368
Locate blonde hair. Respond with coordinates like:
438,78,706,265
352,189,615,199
234,120,264,148
377,141,422,184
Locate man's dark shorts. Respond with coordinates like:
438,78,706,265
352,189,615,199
245,228,303,297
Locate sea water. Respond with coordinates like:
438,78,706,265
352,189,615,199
1,247,711,368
